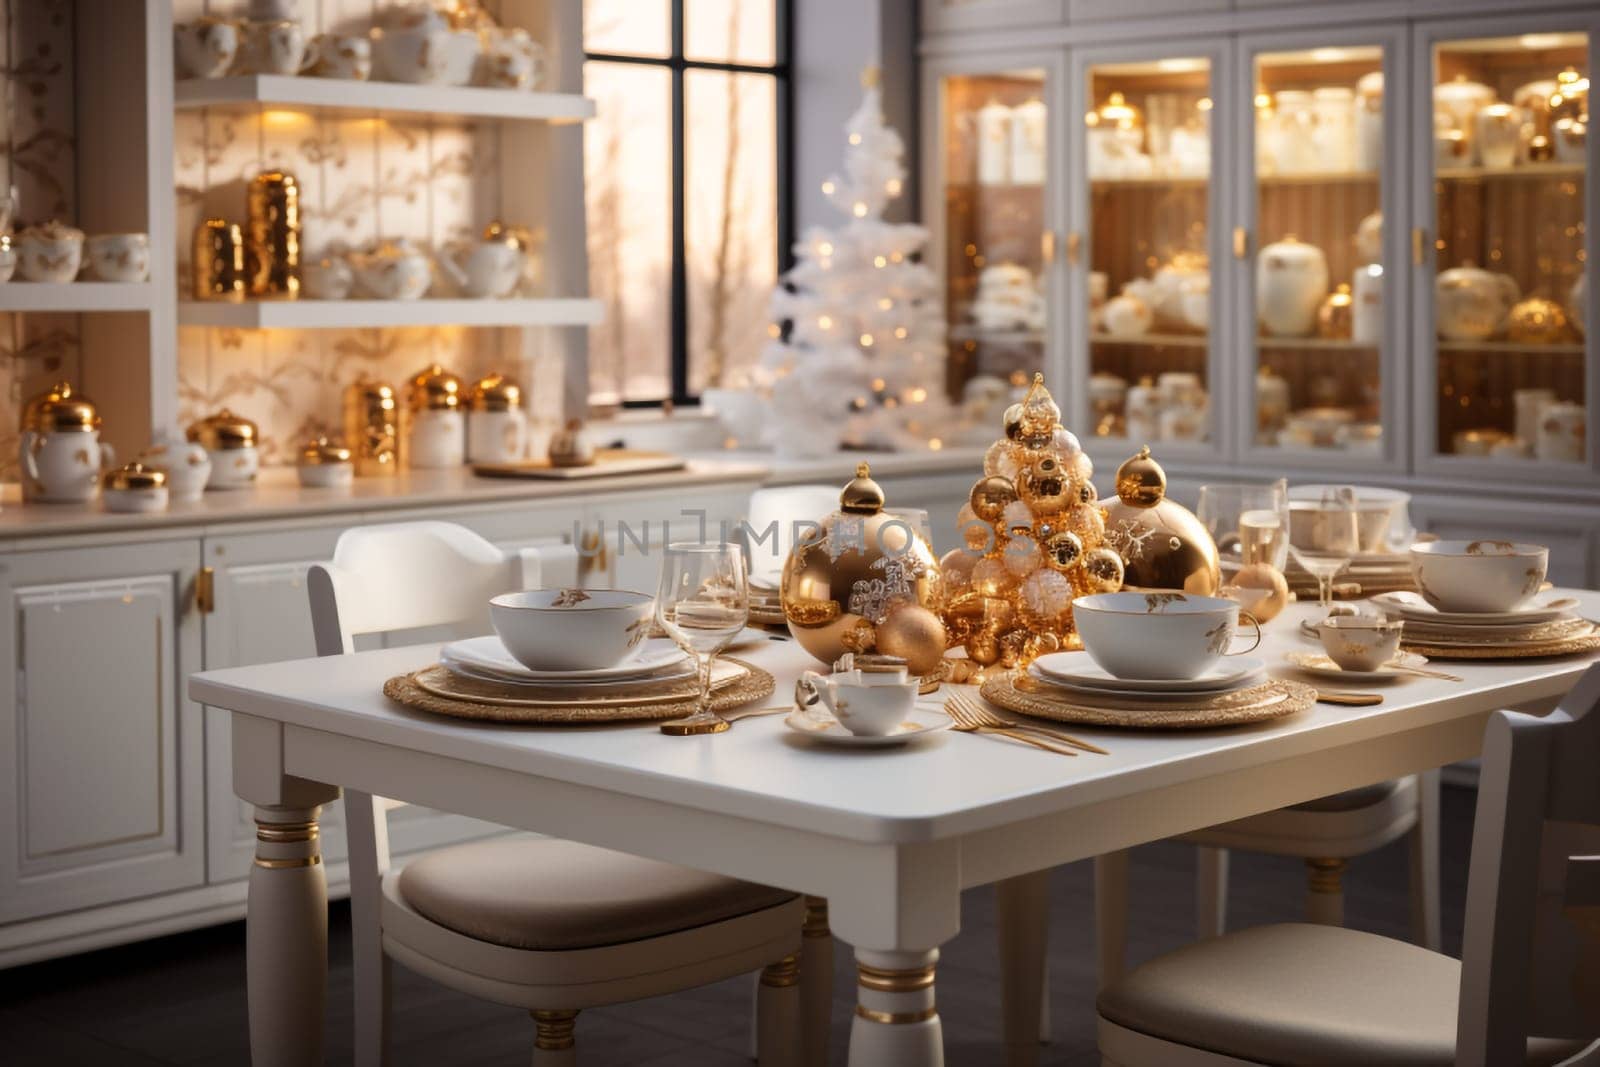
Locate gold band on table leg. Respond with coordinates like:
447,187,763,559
802,896,830,938
254,854,323,870
1306,857,1348,895
532,1009,578,1050
857,962,936,994
761,954,800,989
854,1004,938,1025
254,820,320,844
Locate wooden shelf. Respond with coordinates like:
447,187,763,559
177,297,603,330
0,282,154,313
1437,161,1585,182
1438,339,1585,356
1091,330,1208,348
950,324,1045,344
175,75,596,123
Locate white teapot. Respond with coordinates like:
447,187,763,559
438,232,525,298
1257,235,1329,337
1435,264,1519,341
350,240,432,300
21,382,114,503
1151,252,1207,329
140,430,212,502
372,5,478,85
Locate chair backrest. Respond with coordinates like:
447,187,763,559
743,485,840,588
308,520,520,656
1457,662,1600,1065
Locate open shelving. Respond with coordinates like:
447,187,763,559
177,297,603,330
175,75,596,123
0,282,155,314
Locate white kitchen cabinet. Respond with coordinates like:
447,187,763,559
0,540,203,923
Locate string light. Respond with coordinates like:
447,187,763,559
886,178,902,195
821,180,836,194
894,326,908,339
848,133,861,145
873,255,887,268
871,378,886,391
766,323,780,338
852,202,868,217
818,240,834,256
877,297,893,310
818,314,834,329
860,333,875,347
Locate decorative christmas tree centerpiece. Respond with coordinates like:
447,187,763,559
940,374,1125,670
728,68,950,456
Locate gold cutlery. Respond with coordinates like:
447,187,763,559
1385,662,1464,683
945,691,1103,755
945,699,1078,756
715,704,793,725
1315,690,1383,707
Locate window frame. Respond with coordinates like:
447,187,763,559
584,0,796,408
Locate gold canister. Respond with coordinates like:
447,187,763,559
1316,283,1355,340
194,218,246,302
342,378,400,477
407,363,465,411
246,170,302,299
469,371,523,411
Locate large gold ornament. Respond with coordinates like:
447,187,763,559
1102,445,1220,594
937,374,1122,668
876,604,948,676
1505,297,1574,345
781,463,943,666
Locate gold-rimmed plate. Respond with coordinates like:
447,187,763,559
1283,650,1430,683
984,671,1316,730
413,660,748,708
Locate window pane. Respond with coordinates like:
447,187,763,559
584,0,670,58
585,61,674,404
685,0,776,67
685,69,778,394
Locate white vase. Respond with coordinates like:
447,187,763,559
1257,236,1329,337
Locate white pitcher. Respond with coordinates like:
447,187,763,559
439,238,524,298
20,383,113,504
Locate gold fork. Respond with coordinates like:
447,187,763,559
947,690,1109,755
944,695,1078,756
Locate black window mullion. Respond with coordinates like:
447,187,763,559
668,0,690,405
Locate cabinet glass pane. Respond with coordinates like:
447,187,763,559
1431,33,1587,463
942,69,1049,399
1253,47,1385,454
1084,57,1212,444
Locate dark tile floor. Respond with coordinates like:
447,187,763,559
0,785,1477,1066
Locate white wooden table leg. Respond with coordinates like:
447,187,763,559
248,805,328,1067
1196,846,1228,939
996,870,1049,1067
800,896,834,1067
758,954,801,1067
848,948,943,1067
1410,769,1443,951
1094,851,1131,990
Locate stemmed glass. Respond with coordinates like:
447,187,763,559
655,542,750,736
1196,480,1290,572
1287,486,1361,615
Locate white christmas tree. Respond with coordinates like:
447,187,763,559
710,69,950,457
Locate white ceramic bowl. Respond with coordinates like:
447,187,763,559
1410,540,1547,614
1073,591,1258,681
489,588,654,672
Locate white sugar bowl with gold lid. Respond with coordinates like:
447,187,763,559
140,431,211,502
466,372,528,464
101,461,168,514
297,436,354,489
21,381,115,504
405,363,465,469
187,409,260,489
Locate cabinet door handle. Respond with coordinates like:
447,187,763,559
1232,227,1249,260
1065,230,1082,266
1412,227,1427,265
1041,230,1057,264
196,566,215,615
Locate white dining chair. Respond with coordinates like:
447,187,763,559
307,520,807,1066
1096,663,1600,1066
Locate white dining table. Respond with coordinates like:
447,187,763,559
189,592,1600,1067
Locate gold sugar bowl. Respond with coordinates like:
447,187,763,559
187,409,261,490
101,461,168,514
297,435,354,490
342,378,400,478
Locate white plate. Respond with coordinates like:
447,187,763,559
1283,649,1431,682
782,707,953,747
1031,651,1267,695
1370,590,1578,627
440,635,690,684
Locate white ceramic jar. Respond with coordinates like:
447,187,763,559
1257,235,1329,337
1433,76,1496,160
1536,402,1586,463
1435,265,1519,341
102,462,168,514
1009,99,1047,186
1102,293,1153,337
976,99,1012,185
1514,388,1557,450
1351,264,1384,345
1474,103,1523,169
1311,86,1355,173
1354,71,1384,172
297,437,354,488
20,382,113,503
1355,211,1382,265
1255,369,1290,444
139,433,212,502
188,409,260,489
86,233,151,282
406,363,466,469
17,221,84,283
466,372,528,464
301,255,354,299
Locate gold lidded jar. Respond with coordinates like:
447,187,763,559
342,378,400,478
187,409,261,490
20,381,114,504
194,218,246,301
405,363,466,469
297,435,354,490
101,461,169,514
246,169,302,299
466,371,529,464
1316,283,1355,340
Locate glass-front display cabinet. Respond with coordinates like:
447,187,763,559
1068,44,1224,453
1239,34,1402,466
1417,19,1595,477
929,57,1059,401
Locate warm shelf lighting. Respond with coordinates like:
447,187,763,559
1520,33,1563,50
1310,47,1347,62
1156,58,1205,74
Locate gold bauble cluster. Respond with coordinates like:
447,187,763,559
780,463,945,670
938,374,1122,670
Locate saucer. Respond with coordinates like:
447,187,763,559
441,635,689,684
782,706,953,747
1031,651,1267,695
1370,590,1577,627
1283,649,1430,682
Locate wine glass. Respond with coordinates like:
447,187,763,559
1196,480,1290,572
655,542,750,736
1287,486,1361,615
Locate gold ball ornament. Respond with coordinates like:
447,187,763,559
781,463,942,665
1042,529,1084,571
1003,535,1043,576
1081,545,1127,593
1101,447,1220,594
970,476,1019,524
876,604,948,676
1001,499,1035,538
1020,568,1074,623
1002,403,1026,441
1023,632,1062,662
1064,502,1106,544
1018,454,1072,515
1229,562,1290,622
1017,373,1061,442
1506,297,1575,345
971,555,1018,598
998,629,1030,668
966,628,1001,666
939,547,978,594
956,503,993,553
983,439,1022,481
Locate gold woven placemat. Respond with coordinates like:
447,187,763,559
981,671,1317,730
1402,625,1600,661
384,658,775,724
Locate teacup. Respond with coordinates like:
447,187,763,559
17,221,85,282
175,16,240,79
305,33,372,80
301,256,354,299
242,19,314,76
1410,540,1548,614
1316,615,1404,672
1073,591,1262,681
87,233,150,282
798,668,918,737
489,588,653,672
